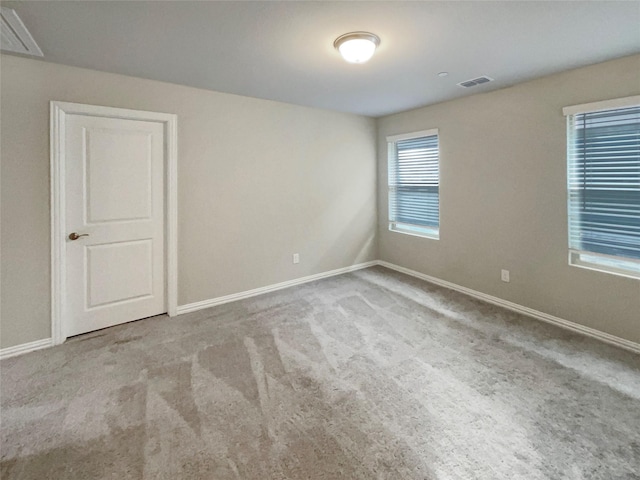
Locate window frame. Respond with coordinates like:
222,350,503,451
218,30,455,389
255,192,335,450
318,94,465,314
387,128,441,240
563,95,640,280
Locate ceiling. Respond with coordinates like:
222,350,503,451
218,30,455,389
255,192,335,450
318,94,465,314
3,1,640,117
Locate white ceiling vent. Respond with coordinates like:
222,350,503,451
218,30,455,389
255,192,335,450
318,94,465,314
1,7,43,57
457,76,493,88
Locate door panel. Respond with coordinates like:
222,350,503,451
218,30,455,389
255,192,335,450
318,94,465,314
85,128,153,223
86,240,154,308
65,114,165,337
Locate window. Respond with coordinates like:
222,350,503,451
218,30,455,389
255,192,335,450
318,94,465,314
387,129,440,239
564,96,640,279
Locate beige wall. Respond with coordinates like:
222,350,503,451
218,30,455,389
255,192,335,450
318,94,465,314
2,52,638,351
377,54,640,344
0,54,377,349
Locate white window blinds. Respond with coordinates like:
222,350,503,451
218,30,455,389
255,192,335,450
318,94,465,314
388,130,440,238
566,102,640,269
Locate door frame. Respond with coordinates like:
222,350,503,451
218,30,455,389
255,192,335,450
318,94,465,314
50,101,178,345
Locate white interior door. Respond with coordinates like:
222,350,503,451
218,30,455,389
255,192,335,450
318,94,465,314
64,114,166,337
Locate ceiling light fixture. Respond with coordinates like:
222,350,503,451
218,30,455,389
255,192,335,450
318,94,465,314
334,32,380,64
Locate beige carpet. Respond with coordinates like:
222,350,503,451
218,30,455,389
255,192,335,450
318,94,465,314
1,266,639,479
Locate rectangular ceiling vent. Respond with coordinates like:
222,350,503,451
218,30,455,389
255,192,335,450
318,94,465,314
1,7,43,57
457,76,493,88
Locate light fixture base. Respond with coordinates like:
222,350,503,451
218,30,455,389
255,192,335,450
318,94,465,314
334,31,380,64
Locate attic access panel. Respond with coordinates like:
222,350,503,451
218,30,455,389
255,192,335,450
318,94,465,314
1,7,43,57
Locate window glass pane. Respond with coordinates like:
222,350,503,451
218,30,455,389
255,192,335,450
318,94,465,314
567,105,640,269
388,133,440,238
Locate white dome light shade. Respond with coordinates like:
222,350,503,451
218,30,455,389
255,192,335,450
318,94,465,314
334,32,380,64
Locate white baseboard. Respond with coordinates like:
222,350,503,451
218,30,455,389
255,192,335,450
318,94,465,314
0,338,53,360
176,261,379,315
1,262,377,359
4,259,637,358
378,260,640,355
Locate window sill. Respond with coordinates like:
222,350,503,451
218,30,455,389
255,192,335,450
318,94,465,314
389,224,439,240
569,251,640,280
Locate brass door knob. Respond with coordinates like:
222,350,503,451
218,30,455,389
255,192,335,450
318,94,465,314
68,232,89,241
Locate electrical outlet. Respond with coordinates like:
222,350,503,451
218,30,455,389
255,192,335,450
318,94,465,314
293,253,300,264
501,269,510,282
